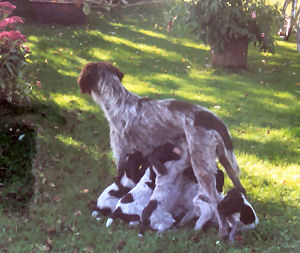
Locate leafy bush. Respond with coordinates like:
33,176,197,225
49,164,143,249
168,0,282,53
0,1,32,104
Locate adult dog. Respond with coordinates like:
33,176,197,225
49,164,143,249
78,62,245,240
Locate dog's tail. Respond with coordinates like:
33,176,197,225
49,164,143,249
194,110,245,195
215,128,246,195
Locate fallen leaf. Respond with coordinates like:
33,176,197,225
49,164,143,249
235,234,245,245
190,235,200,243
83,246,94,253
36,81,42,88
47,227,56,236
82,189,89,194
296,83,300,86
74,210,82,217
36,244,51,251
53,195,61,203
116,241,126,251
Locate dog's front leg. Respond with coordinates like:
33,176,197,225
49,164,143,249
110,129,134,170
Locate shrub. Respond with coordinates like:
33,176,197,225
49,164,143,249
168,0,282,53
0,2,32,104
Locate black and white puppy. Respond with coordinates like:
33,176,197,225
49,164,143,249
96,151,145,216
106,164,156,227
107,143,181,227
218,188,259,243
139,142,189,235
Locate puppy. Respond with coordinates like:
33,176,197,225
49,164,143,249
96,151,145,216
139,142,189,235
106,165,156,227
107,143,181,227
218,188,259,243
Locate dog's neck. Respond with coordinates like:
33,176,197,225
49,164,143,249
91,75,140,125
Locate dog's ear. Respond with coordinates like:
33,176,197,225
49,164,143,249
78,63,99,95
149,156,168,175
100,62,124,82
240,204,256,225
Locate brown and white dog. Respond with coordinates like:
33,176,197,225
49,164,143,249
78,62,245,240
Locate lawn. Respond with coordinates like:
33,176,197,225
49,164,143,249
0,3,299,253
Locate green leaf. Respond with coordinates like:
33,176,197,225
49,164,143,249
82,3,91,16
103,5,111,12
5,62,15,76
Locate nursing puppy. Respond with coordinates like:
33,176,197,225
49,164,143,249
139,142,189,235
107,143,181,227
106,165,156,227
96,151,145,216
175,166,224,227
218,188,259,243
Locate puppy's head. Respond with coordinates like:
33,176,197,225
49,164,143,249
218,188,258,226
149,143,181,175
118,151,145,184
153,143,181,163
217,188,244,216
78,62,124,95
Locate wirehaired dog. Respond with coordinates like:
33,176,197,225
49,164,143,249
78,62,245,240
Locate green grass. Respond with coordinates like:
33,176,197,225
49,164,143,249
1,4,299,252
0,122,36,211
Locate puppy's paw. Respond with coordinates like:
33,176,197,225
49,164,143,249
106,218,113,227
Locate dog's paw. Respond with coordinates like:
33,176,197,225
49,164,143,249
92,211,99,217
106,218,113,227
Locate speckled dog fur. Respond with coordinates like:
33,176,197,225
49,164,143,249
78,62,245,240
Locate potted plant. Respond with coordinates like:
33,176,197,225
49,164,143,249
169,0,282,68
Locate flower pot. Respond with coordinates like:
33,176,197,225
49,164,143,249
210,39,248,69
29,0,86,25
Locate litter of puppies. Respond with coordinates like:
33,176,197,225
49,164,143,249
93,143,258,243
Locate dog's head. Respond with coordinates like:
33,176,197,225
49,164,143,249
78,62,124,95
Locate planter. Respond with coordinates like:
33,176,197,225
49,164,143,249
29,0,86,25
210,39,249,69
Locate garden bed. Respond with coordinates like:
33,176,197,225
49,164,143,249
0,122,36,212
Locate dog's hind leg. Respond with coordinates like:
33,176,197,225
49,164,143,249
184,126,229,240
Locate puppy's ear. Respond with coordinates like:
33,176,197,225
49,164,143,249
100,62,124,82
218,188,243,216
149,156,168,175
78,63,99,95
240,205,256,225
